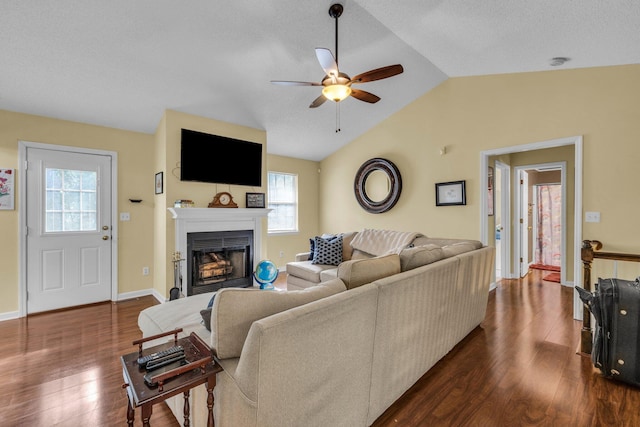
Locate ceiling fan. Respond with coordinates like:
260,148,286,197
271,3,404,109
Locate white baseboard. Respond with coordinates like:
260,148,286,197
117,289,154,301
117,288,166,304
489,281,498,291
0,311,20,322
151,289,167,304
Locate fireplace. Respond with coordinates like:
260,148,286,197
168,207,270,298
187,230,253,295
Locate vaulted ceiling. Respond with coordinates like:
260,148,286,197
2,1,638,160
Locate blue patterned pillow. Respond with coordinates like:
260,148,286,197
312,235,343,266
308,234,337,261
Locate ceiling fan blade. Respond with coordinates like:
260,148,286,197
315,48,339,77
271,80,322,86
350,64,404,84
309,95,328,108
350,89,380,104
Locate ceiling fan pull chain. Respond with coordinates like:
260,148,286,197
335,103,341,133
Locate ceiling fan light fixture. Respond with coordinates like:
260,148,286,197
322,84,351,102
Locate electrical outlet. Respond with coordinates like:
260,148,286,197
279,251,284,258
585,212,601,223
120,212,131,221
142,267,149,276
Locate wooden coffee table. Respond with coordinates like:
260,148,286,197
121,329,223,427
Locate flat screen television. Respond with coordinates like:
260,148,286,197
180,128,262,186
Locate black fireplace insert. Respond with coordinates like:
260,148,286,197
186,230,253,295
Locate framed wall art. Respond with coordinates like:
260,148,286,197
0,169,15,210
155,172,163,195
246,192,266,208
435,180,466,206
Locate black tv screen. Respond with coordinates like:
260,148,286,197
180,129,262,186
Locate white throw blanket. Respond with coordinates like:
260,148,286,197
350,229,423,256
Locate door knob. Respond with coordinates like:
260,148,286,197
102,225,109,230
102,235,109,240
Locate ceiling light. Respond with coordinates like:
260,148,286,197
322,84,352,102
550,57,571,67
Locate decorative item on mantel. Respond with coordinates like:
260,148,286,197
208,192,238,208
174,199,195,208
246,192,266,208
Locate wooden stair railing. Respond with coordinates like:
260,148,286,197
581,239,640,354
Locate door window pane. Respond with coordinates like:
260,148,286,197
45,168,97,232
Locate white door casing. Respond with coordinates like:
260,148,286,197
480,137,581,320
495,161,511,279
20,143,117,315
519,170,530,277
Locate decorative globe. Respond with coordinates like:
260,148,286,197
254,260,278,290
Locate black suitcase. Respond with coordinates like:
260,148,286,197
577,277,640,387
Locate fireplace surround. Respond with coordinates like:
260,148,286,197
168,207,270,297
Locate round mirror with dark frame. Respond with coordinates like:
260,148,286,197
354,158,402,214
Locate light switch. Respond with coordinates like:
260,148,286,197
585,212,600,223
120,212,131,221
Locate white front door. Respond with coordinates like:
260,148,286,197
26,147,112,313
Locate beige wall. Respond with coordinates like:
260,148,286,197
2,64,639,315
265,154,320,268
154,110,267,298
319,65,640,277
0,109,155,315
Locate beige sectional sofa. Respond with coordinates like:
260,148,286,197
137,231,494,426
286,230,484,290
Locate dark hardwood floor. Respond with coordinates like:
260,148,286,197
1,270,638,426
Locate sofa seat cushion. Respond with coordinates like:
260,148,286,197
138,292,213,347
399,244,445,271
287,260,337,283
320,268,338,282
211,278,347,359
138,292,213,336
337,254,401,290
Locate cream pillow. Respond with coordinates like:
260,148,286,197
337,253,401,290
210,278,346,359
399,244,445,271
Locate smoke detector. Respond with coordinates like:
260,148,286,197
549,57,571,67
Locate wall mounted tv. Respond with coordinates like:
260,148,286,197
180,128,262,186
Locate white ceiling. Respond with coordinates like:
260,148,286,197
1,1,639,161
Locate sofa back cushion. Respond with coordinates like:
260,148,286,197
340,231,357,260
399,244,445,271
210,278,346,359
442,241,483,258
337,254,401,290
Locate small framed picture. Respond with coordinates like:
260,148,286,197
435,180,466,206
246,192,265,208
155,172,163,195
0,168,15,210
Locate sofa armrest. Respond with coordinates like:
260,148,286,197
295,252,311,261
232,284,378,424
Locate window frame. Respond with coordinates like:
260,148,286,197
267,171,299,235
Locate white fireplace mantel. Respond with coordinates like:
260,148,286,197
168,207,271,294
